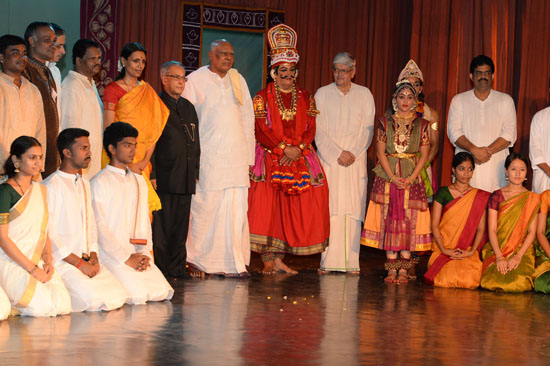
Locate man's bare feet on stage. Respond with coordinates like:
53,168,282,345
187,264,206,279
274,258,298,274
261,261,275,274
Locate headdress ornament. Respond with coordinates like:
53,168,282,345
267,24,299,67
398,59,423,82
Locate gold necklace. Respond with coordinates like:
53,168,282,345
121,78,138,92
274,82,297,121
451,183,470,197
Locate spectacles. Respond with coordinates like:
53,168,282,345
333,67,353,74
165,74,187,82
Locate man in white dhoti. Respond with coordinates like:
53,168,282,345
529,82,550,193
182,39,254,277
43,128,128,312
315,52,375,274
91,122,173,304
447,55,517,192
0,34,46,173
59,39,103,180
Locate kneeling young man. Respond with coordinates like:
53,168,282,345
43,128,128,312
91,122,173,304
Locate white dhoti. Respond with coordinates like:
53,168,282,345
0,286,10,320
187,187,250,274
56,262,128,312
101,256,173,305
321,215,362,272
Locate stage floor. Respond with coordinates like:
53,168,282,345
1,247,550,365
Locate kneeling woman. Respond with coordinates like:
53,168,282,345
0,137,71,316
480,152,539,292
533,189,550,293
424,152,490,288
361,80,432,283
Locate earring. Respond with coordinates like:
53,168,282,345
451,174,456,183
392,99,398,112
14,162,20,173
505,175,509,181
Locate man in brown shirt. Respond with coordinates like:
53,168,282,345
22,21,59,177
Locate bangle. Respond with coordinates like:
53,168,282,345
496,257,505,262
389,175,395,183
298,143,306,150
76,258,84,269
28,265,38,274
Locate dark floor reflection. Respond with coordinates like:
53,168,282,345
1,247,550,365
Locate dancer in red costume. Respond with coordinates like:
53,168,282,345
248,24,330,274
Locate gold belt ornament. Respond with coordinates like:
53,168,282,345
388,153,416,159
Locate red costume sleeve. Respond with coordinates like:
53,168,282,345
253,92,280,150
102,82,126,111
301,94,317,146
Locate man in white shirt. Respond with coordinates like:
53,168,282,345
182,39,254,277
60,39,103,179
0,34,46,173
447,55,517,192
529,81,550,193
43,128,128,312
315,52,375,274
48,23,65,94
91,122,173,304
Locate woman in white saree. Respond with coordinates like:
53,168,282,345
0,136,71,317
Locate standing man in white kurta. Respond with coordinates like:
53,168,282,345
315,52,375,273
182,40,254,277
447,55,517,192
43,128,128,312
60,39,103,180
91,122,173,304
529,82,550,193
0,34,46,173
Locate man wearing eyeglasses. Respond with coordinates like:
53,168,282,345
447,54,517,192
22,21,60,178
151,61,200,278
314,52,375,274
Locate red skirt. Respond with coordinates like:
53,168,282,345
248,176,330,256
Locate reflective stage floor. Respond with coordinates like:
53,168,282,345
1,247,550,365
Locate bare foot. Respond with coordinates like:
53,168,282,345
318,268,330,275
274,258,298,274
348,270,360,275
187,263,206,279
261,261,275,275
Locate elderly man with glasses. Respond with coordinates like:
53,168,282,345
314,52,375,274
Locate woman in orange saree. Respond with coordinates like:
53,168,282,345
103,42,169,213
481,153,540,292
533,190,550,293
425,152,490,288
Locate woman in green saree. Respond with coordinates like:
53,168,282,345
481,152,540,292
533,190,550,292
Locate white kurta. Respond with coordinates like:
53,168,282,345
60,71,104,180
43,170,128,312
91,165,173,304
529,106,550,193
0,72,46,172
182,66,254,274
315,83,375,272
47,62,62,121
447,89,517,192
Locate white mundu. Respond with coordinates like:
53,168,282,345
0,182,71,317
447,89,517,192
43,170,128,312
91,165,173,304
60,71,104,180
0,73,46,172
529,106,550,193
182,66,254,274
315,82,375,272
0,286,9,320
